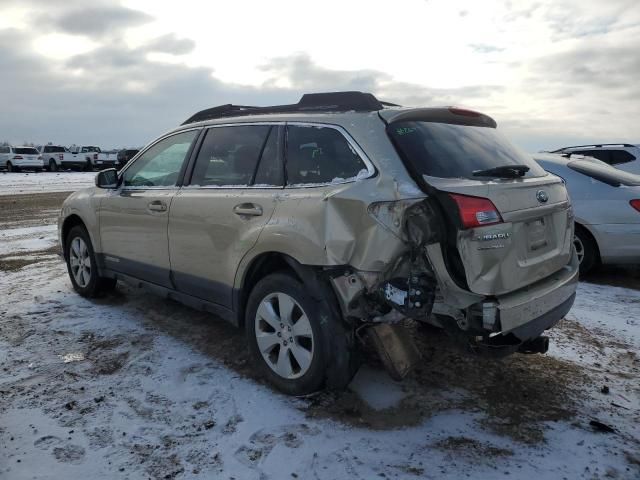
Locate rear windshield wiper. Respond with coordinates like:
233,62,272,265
472,164,530,178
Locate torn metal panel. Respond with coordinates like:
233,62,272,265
367,323,421,381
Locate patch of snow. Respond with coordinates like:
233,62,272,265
349,366,407,410
0,172,95,195
0,224,58,255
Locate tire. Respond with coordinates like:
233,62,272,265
48,159,58,172
84,160,93,172
574,225,598,275
65,225,117,297
6,161,15,172
245,272,353,395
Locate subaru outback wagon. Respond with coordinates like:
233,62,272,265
58,92,579,395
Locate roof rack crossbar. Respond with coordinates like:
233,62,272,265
181,91,392,125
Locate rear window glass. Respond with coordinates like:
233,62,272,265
286,125,368,185
568,160,640,187
14,147,39,155
389,121,547,179
44,146,65,153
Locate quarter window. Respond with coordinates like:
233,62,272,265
123,130,198,187
610,150,635,165
285,125,367,185
190,125,271,186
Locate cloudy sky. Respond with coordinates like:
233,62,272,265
0,0,638,151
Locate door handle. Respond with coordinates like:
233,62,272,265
233,203,263,216
147,201,167,212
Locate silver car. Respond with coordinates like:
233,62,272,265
549,144,640,175
535,153,640,273
58,92,579,394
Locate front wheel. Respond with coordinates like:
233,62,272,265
6,161,16,172
65,225,116,297
245,272,353,395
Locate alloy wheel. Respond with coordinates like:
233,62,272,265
254,292,314,380
69,236,91,288
573,235,584,264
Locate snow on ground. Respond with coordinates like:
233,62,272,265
0,171,95,195
0,224,57,255
1,199,639,479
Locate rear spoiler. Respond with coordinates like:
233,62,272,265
379,107,497,128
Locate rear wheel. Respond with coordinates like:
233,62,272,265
48,159,58,172
6,161,15,172
65,225,116,297
574,225,598,275
84,160,93,172
245,272,353,395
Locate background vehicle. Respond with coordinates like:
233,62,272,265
37,145,72,171
116,148,140,169
549,144,640,175
59,92,578,395
66,146,118,171
1,145,44,172
535,153,640,274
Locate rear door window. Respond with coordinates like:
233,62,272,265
285,125,368,185
190,125,272,187
389,121,546,179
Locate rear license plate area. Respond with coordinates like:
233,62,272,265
526,217,548,251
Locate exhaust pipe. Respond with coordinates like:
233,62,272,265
518,336,549,354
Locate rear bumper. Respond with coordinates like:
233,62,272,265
61,161,90,168
94,159,117,167
14,160,45,168
495,249,579,340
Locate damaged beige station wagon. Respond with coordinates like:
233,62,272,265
58,92,579,395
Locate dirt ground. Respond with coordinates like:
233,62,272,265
1,192,639,479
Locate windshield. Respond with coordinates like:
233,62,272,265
569,160,640,187
14,147,39,155
389,121,547,179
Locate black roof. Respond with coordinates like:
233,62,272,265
181,91,398,125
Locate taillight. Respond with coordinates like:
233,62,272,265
59,153,63,161
449,193,502,229
93,153,98,160
38,155,43,160
449,106,481,118
13,155,23,160
630,199,640,212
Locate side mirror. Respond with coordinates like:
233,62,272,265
95,168,119,189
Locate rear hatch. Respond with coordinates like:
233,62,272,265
13,147,41,163
383,108,573,296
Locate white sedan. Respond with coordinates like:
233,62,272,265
535,153,640,274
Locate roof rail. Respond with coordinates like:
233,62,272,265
551,143,636,152
181,91,391,125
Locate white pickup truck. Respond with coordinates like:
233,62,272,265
66,146,118,171
38,145,73,172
